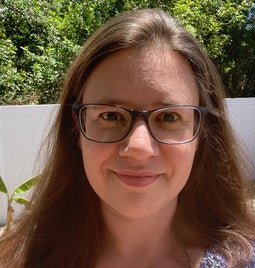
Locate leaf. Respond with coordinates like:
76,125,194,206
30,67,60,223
13,175,40,194
0,176,8,194
13,196,30,205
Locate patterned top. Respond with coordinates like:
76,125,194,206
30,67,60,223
199,247,255,268
199,249,227,268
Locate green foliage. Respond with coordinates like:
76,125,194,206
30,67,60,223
170,0,255,97
0,176,8,194
0,0,81,104
0,0,254,104
0,175,39,228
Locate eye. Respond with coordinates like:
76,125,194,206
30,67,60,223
101,111,124,121
152,110,183,131
156,112,179,122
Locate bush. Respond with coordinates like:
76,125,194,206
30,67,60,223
0,0,254,104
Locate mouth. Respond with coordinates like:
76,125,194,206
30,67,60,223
113,170,161,187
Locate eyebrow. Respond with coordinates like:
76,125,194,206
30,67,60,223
159,99,184,106
91,98,128,106
85,98,183,107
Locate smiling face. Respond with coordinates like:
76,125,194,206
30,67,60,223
79,47,199,219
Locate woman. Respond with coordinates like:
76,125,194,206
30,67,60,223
0,9,255,267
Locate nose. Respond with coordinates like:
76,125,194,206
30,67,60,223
119,120,159,160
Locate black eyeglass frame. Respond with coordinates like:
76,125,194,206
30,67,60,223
72,104,209,144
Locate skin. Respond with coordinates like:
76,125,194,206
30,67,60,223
79,47,202,267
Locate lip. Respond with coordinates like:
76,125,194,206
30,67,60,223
113,170,161,187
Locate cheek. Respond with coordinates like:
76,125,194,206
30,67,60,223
165,141,197,178
80,139,103,172
79,139,115,186
80,140,104,196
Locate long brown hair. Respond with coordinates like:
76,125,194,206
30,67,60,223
1,9,254,267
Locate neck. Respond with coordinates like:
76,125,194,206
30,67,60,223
97,200,205,267
100,199,184,265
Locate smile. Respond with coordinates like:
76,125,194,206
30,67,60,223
113,170,161,187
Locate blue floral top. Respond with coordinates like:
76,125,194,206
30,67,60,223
199,247,255,268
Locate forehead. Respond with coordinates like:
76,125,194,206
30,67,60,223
83,47,199,108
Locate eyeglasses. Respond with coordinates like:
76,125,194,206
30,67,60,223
72,104,209,144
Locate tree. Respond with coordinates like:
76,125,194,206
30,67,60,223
1,0,81,104
0,0,254,104
221,2,255,97
170,0,255,97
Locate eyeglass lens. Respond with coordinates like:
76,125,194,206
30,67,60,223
78,105,201,144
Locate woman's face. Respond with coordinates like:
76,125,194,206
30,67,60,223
80,47,199,219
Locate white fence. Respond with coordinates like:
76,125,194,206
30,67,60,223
0,98,255,224
0,105,59,224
